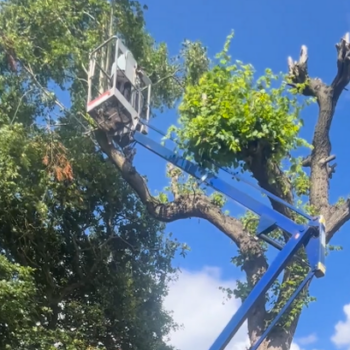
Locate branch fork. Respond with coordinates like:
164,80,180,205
287,45,324,96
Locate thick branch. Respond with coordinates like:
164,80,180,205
326,199,350,242
332,33,350,102
250,37,350,347
95,130,262,249
94,131,273,345
287,45,324,97
287,36,350,214
308,35,350,212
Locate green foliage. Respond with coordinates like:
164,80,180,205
141,42,183,111
209,192,227,208
181,40,210,86
0,117,180,349
158,191,170,203
326,244,343,256
0,0,108,86
229,209,317,331
163,163,205,198
0,0,184,348
286,157,311,197
0,0,182,118
328,244,343,251
0,255,37,347
0,255,108,349
267,261,315,329
169,32,311,171
336,196,348,207
219,280,252,303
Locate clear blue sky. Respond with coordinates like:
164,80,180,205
129,0,350,349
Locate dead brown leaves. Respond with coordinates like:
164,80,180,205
42,141,74,182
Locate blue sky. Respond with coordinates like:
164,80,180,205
124,0,350,349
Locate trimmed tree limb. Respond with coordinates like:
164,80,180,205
287,45,325,97
332,33,350,102
257,35,350,349
319,154,336,166
327,163,337,179
288,34,350,216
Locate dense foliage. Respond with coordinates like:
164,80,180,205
0,123,180,349
0,0,184,348
170,33,312,172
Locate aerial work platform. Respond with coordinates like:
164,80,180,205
86,36,326,350
87,36,151,146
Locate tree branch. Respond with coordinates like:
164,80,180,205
326,199,350,242
247,35,350,347
332,32,350,102
288,35,350,215
327,163,337,179
319,154,336,166
287,45,324,97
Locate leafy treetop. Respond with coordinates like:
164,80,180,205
170,32,313,172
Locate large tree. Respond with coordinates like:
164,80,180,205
1,0,350,350
0,0,183,349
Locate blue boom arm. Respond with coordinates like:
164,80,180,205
133,131,326,350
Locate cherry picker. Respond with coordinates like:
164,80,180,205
86,36,326,350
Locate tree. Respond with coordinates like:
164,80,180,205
0,122,182,349
94,25,350,350
0,0,183,349
1,0,349,349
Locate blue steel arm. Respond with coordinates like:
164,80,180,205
132,131,324,350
